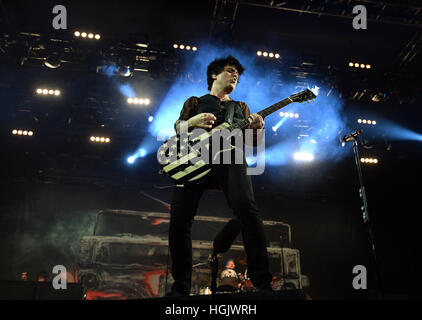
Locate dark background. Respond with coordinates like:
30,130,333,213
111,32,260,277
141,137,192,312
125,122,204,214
0,0,420,299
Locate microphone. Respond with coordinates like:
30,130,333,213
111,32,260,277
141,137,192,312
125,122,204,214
342,129,362,143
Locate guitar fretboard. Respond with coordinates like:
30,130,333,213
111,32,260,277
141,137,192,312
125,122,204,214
229,98,292,131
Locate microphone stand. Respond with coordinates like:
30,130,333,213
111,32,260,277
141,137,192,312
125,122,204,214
350,137,384,300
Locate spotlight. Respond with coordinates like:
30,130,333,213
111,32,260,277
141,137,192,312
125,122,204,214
54,90,60,96
12,130,17,135
95,34,101,40
275,54,280,59
140,148,147,157
358,119,362,123
48,90,54,95
192,47,197,51
18,130,22,135
257,51,262,56
279,112,284,117
148,116,153,122
28,131,33,136
128,156,135,164
74,31,80,37
95,137,100,142
363,120,367,124
127,98,133,104
36,88,42,94
263,52,268,57
269,53,274,58
23,130,28,135
144,99,150,105
180,45,185,50
133,98,139,104
81,32,87,38
119,66,133,77
186,46,191,50
349,62,354,67
90,136,95,141
366,64,371,69
294,113,299,118
105,138,110,143
360,64,365,68
88,33,94,39
372,120,376,125
173,44,178,48
42,89,48,95
293,152,314,161
100,137,105,142
354,63,359,67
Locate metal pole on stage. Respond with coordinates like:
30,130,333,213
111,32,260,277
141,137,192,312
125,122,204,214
343,130,384,300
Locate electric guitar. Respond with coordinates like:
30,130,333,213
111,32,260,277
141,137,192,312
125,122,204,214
158,89,317,186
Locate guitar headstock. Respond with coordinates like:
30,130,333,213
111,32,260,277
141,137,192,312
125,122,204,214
290,89,317,104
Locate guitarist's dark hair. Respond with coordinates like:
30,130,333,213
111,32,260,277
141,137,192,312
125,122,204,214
207,55,245,91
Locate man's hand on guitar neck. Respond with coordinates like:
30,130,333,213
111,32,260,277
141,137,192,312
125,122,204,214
247,113,264,130
245,113,265,147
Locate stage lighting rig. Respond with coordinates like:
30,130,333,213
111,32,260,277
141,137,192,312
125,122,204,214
127,98,150,105
257,51,280,59
90,136,111,143
74,31,101,40
12,129,34,136
36,88,61,96
349,62,371,69
360,158,378,164
358,119,377,125
173,44,198,51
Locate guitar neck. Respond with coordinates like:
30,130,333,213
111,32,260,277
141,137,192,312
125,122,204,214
229,97,293,131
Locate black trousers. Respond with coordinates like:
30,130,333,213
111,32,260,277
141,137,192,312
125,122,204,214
169,162,272,295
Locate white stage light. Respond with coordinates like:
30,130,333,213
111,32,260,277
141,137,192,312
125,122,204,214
293,152,314,161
